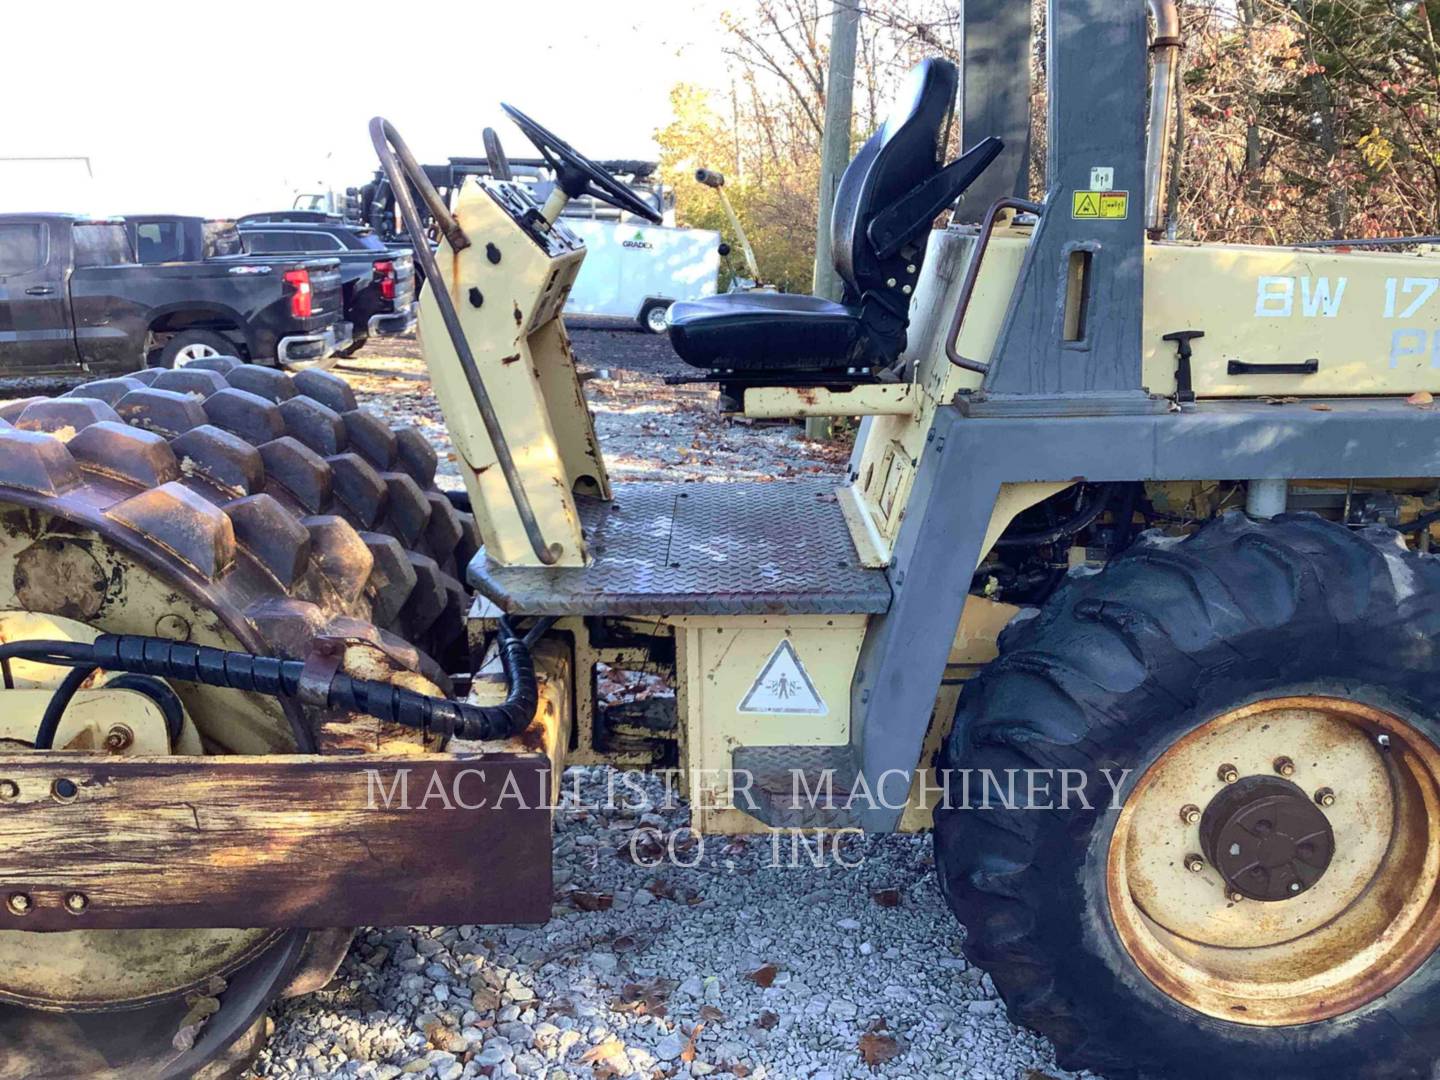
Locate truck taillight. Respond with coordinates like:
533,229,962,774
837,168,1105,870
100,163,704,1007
284,268,313,319
373,259,396,301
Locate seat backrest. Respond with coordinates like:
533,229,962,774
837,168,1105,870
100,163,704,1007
832,59,958,304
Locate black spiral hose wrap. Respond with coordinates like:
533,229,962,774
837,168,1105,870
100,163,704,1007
84,630,538,742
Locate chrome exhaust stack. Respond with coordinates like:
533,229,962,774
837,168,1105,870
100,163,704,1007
1145,0,1182,236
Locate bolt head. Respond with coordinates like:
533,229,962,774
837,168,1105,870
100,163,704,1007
63,892,87,914
7,893,31,916
1180,804,1202,825
1226,889,1244,903
1315,787,1336,807
1218,764,1240,784
0,780,17,801
1185,853,1205,873
103,724,134,752
1273,756,1296,777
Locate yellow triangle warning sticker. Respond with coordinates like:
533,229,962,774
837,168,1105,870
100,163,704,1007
738,640,828,715
1073,191,1101,218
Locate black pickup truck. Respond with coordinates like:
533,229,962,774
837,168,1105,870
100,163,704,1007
118,214,352,367
0,215,349,376
237,213,416,356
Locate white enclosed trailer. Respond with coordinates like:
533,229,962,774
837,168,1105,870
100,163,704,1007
563,219,721,333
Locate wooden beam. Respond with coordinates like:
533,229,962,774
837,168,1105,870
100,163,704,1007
0,752,552,930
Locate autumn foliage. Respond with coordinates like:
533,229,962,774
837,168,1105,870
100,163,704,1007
657,0,1440,288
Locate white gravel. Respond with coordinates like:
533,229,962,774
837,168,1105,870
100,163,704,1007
258,769,1087,1080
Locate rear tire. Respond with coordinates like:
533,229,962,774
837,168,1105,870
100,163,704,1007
639,299,671,335
335,335,368,359
935,512,1440,1080
154,329,238,369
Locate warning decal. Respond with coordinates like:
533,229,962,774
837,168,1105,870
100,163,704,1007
738,640,828,716
1072,190,1130,220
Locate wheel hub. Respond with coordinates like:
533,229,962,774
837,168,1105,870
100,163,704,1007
1199,774,1335,901
1108,696,1440,1025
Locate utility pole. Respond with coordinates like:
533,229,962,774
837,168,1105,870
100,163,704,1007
808,0,861,440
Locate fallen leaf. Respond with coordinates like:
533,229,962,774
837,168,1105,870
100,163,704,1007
681,1021,705,1062
857,1031,901,1067
755,1010,780,1030
699,1004,726,1022
1309,403,1333,411
619,832,666,864
1026,1071,1063,1080
746,963,778,988
571,891,614,912
646,878,677,901
611,978,677,1017
580,1038,628,1066
1410,391,1435,406
871,887,901,908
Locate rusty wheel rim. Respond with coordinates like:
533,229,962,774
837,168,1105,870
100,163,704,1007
1107,696,1440,1026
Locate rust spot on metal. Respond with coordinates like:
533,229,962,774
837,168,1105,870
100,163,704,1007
513,303,524,326
501,354,521,366
14,540,106,621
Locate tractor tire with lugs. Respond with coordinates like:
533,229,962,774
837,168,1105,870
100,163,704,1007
935,512,1440,1080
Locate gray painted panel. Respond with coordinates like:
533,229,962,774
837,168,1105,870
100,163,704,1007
982,1,1149,397
954,0,1034,222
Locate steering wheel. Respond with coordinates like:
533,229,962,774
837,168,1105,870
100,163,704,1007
501,103,663,225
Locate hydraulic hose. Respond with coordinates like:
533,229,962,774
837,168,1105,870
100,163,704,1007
994,483,1119,549
15,629,539,746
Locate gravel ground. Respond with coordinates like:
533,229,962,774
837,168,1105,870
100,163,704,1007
257,770,1080,1080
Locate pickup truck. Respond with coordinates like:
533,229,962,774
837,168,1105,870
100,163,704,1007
236,213,416,356
0,215,350,376
119,214,352,367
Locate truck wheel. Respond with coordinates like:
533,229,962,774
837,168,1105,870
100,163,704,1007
39,362,477,671
335,334,368,359
934,512,1440,1080
639,300,672,335
0,388,450,1078
154,329,237,369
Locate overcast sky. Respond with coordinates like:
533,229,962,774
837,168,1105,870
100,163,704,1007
2,0,728,217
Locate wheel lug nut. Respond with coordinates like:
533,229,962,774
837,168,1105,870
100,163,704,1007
1180,804,1201,825
1218,763,1239,784
1273,756,1295,777
1185,853,1205,873
1315,787,1336,807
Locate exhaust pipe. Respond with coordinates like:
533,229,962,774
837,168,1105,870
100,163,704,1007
1145,0,1182,236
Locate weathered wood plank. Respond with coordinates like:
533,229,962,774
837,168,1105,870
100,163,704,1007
0,753,553,930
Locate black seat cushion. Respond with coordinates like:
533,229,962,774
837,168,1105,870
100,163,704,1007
667,292,865,372
669,59,963,378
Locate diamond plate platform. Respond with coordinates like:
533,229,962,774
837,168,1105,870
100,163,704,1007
469,480,892,616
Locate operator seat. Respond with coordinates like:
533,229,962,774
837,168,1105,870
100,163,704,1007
667,59,1002,382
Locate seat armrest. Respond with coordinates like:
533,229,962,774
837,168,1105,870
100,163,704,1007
866,137,1005,260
